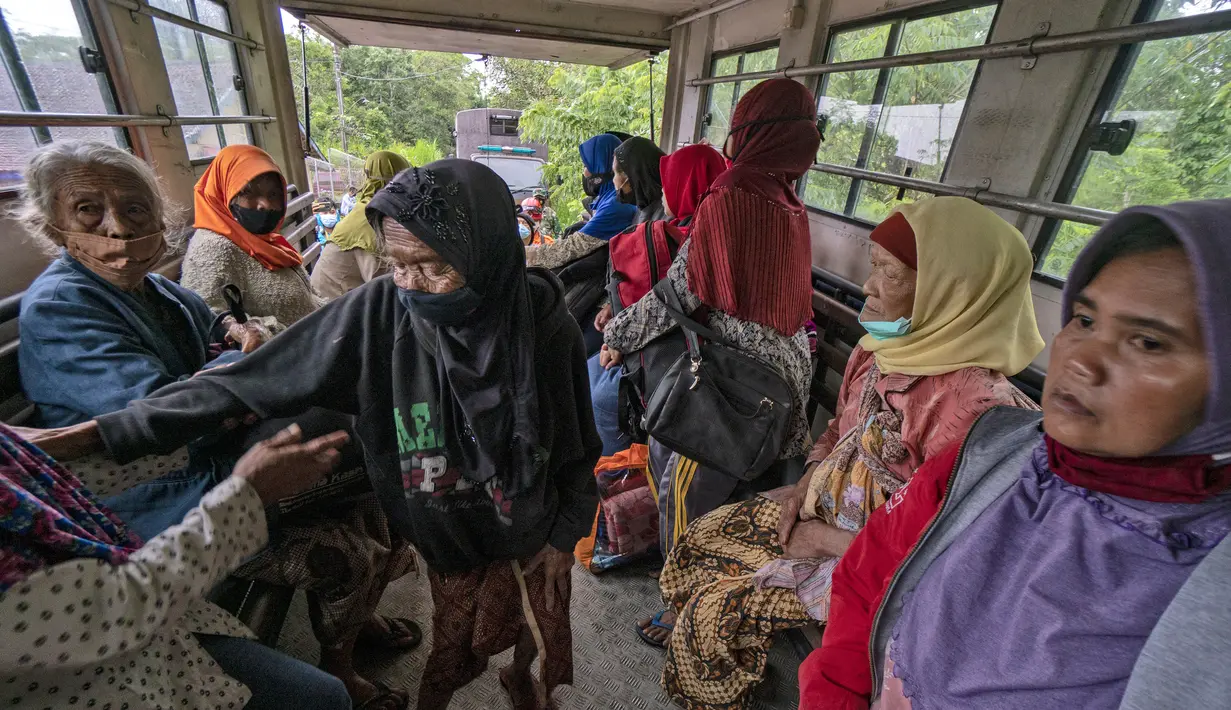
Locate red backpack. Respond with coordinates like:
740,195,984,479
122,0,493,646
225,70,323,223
607,219,686,313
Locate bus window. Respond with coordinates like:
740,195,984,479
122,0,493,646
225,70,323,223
149,0,251,160
472,155,545,198
803,4,997,222
701,44,779,144
1037,0,1231,279
489,113,520,137
0,0,125,189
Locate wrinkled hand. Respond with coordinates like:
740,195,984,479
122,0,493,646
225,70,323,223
594,303,614,332
781,519,855,560
599,344,623,369
10,421,104,461
224,318,272,354
525,544,575,612
231,424,349,505
777,462,818,545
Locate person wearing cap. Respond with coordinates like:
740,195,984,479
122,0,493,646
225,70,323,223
654,196,1045,710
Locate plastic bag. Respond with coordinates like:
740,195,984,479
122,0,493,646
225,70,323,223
577,444,659,573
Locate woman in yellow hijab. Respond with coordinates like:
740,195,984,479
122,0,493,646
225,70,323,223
651,196,1045,710
311,150,410,299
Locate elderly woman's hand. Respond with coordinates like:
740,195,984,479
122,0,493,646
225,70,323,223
10,421,104,461
231,424,349,505
224,317,272,353
778,462,818,545
525,544,575,612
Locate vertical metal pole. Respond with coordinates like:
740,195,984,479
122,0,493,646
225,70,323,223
843,20,903,216
648,55,656,144
185,0,227,149
0,9,52,145
300,23,310,155
332,43,346,154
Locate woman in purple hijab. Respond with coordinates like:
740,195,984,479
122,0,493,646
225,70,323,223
800,199,1231,710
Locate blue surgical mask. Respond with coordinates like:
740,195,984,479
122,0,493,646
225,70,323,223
398,286,482,327
859,307,912,340
518,223,532,241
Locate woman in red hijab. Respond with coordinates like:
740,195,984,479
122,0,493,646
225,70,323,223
603,78,821,649
659,143,728,235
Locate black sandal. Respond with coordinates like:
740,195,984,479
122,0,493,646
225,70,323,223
357,616,423,651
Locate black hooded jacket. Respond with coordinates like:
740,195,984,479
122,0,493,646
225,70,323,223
96,273,601,572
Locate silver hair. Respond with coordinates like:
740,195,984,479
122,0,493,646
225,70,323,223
13,141,186,257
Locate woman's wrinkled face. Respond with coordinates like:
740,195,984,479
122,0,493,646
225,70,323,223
230,172,286,212
382,217,465,294
53,164,159,239
861,243,916,322
1043,247,1207,457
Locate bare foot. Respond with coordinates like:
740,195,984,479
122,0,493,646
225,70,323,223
320,644,408,710
339,673,408,710
635,608,675,647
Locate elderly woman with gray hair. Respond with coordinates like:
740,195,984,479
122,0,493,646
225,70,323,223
16,141,270,428
15,141,420,710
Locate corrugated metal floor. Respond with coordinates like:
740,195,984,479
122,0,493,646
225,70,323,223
275,560,801,709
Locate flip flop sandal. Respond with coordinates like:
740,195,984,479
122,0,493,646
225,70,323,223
355,681,409,710
634,609,675,648
359,616,423,651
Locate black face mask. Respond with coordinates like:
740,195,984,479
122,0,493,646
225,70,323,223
616,180,637,205
582,172,613,198
229,204,285,235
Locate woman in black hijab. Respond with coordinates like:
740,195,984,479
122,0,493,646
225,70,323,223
33,159,602,710
613,136,667,224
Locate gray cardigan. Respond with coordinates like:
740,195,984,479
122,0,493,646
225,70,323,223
181,228,324,333
870,406,1231,709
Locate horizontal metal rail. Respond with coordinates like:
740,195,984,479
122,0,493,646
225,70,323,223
666,0,758,30
811,162,1114,225
103,0,263,50
0,111,274,128
690,8,1231,86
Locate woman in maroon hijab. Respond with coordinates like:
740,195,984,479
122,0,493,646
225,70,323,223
603,78,821,644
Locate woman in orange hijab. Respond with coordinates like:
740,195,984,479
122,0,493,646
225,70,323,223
182,145,323,334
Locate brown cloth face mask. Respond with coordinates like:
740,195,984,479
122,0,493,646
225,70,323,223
54,227,167,291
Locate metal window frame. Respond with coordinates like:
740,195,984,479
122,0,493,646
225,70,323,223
1030,0,1174,283
102,0,261,50
184,0,228,149
701,40,779,142
804,1,999,221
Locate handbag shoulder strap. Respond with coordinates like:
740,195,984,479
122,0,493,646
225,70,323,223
652,280,729,353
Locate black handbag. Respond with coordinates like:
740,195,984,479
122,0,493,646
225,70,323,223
643,281,795,481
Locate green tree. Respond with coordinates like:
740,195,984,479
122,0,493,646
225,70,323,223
386,138,445,166
483,56,562,109
518,55,667,224
1041,0,1230,276
14,33,80,61
285,33,482,157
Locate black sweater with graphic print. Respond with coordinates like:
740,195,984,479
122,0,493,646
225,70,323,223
96,273,602,573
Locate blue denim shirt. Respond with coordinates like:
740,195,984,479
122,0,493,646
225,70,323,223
19,254,233,427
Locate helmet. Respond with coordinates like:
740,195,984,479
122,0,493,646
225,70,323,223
520,197,543,219
532,187,549,200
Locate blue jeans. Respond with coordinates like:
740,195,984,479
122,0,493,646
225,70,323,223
196,634,350,710
588,353,632,457
103,460,225,541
